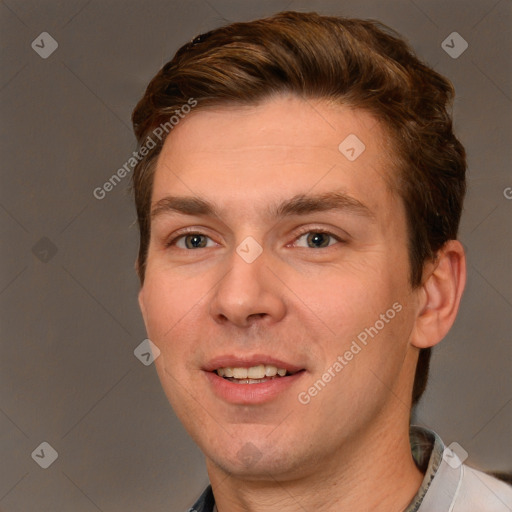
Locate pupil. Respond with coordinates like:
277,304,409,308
187,235,206,249
308,232,329,248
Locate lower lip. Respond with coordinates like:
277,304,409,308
204,370,306,404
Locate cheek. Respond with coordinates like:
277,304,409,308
304,261,403,327
140,275,208,408
142,265,197,329
299,262,412,370
139,271,205,368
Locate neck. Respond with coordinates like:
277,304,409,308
207,418,424,512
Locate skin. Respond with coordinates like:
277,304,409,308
138,94,466,511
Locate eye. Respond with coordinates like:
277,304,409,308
166,228,344,250
294,230,343,249
168,232,216,249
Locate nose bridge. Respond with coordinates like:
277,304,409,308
209,242,285,326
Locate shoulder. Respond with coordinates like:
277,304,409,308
420,457,512,511
410,426,512,511
454,466,512,511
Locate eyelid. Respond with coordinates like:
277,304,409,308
165,225,349,249
165,227,218,247
288,225,347,248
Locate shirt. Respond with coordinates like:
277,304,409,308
188,425,512,511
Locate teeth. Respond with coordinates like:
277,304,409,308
265,365,277,377
233,367,248,379
216,364,289,379
248,365,265,379
233,379,267,384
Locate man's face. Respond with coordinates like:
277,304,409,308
139,95,422,479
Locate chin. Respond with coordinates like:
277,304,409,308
210,455,293,481
204,437,305,481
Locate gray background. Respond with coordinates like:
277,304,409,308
0,0,510,511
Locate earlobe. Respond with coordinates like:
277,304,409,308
138,289,146,317
410,240,466,349
138,288,147,320
135,258,146,317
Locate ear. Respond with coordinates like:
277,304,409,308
138,288,146,318
136,259,148,320
410,240,466,349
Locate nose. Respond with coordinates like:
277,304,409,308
209,246,286,328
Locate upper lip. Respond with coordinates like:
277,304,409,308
203,354,305,373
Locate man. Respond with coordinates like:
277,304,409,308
130,11,512,511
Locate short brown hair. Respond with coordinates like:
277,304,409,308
131,11,466,406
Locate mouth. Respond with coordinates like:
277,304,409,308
203,356,306,404
215,364,301,384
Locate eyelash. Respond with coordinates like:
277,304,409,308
290,227,344,248
165,227,345,250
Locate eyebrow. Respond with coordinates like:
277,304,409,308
150,191,374,221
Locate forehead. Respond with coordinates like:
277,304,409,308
152,95,400,220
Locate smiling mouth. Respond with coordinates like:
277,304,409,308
215,364,302,384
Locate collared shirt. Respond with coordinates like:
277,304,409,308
188,425,512,511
